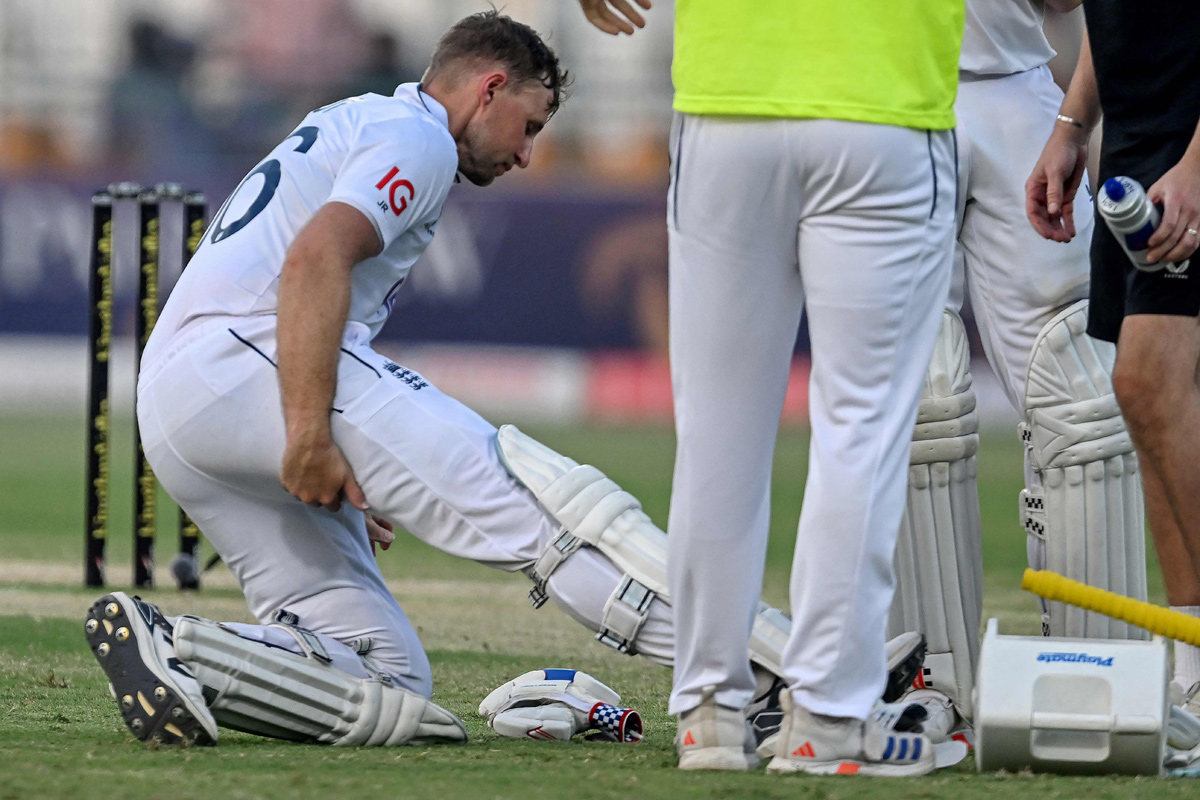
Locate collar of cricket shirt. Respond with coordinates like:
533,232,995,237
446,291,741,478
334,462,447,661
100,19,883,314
399,82,449,131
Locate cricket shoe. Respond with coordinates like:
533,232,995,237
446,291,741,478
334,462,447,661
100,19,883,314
676,686,760,771
85,593,218,746
891,688,957,743
747,675,787,759
748,632,927,758
1169,681,1200,751
766,691,935,777
870,696,929,735
873,689,971,768
1172,680,1200,719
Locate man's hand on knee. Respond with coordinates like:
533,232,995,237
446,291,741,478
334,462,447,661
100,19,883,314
280,431,368,513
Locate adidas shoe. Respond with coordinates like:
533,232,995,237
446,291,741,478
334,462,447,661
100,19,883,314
748,632,927,758
676,686,759,771
766,691,934,777
84,593,218,746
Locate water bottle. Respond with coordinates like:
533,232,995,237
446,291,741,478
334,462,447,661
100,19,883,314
1097,176,1183,273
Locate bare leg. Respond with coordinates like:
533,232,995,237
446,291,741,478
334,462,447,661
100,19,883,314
1113,311,1200,694
1113,314,1200,570
1122,332,1200,694
1141,458,1200,605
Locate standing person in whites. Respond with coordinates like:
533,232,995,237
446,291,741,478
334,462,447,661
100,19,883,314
1027,0,1200,715
884,0,1149,743
579,0,963,776
84,9,923,750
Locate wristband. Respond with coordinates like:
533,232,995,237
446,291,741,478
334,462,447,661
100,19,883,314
1055,114,1084,128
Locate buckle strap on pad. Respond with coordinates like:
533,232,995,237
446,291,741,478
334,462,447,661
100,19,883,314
596,576,655,655
528,529,582,609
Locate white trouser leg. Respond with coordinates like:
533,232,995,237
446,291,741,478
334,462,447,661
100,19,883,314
957,70,1145,639
138,335,433,695
667,114,955,718
667,115,806,716
955,67,1091,410
325,338,676,663
139,318,674,684
785,125,956,720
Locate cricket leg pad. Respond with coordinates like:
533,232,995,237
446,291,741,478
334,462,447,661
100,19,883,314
498,424,791,669
1022,300,1148,639
889,310,983,720
173,617,466,746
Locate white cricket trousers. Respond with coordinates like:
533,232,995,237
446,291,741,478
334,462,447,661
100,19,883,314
136,316,673,697
666,115,957,719
953,65,1091,409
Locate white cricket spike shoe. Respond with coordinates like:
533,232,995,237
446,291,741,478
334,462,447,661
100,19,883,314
898,688,957,743
766,691,935,777
676,686,760,771
84,592,218,746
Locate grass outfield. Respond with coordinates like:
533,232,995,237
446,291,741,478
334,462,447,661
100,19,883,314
0,412,1180,798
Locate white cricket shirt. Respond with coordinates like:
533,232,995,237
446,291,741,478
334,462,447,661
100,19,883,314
960,0,1056,77
146,83,458,364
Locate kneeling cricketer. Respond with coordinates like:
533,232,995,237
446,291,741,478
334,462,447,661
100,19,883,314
85,11,928,754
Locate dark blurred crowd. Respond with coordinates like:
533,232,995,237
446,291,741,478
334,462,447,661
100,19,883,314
0,1,421,182
109,4,415,179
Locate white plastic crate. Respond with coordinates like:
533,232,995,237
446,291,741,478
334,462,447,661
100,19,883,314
975,618,1167,775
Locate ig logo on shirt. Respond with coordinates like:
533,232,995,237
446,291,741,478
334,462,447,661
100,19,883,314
375,167,415,216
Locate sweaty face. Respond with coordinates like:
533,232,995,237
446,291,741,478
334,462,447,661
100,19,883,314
458,82,553,186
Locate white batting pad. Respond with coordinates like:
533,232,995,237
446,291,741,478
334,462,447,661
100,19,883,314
497,424,668,596
1023,300,1148,639
173,617,466,746
748,603,790,677
889,310,983,720
497,424,791,672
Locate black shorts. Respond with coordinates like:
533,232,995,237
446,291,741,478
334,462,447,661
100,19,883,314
1087,132,1200,343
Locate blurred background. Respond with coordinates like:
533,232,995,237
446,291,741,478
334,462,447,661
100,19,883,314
0,0,1087,428
0,1,1158,619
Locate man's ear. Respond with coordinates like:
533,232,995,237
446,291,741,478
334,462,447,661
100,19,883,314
479,71,509,106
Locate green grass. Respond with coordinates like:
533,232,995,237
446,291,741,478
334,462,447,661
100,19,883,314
0,412,1177,798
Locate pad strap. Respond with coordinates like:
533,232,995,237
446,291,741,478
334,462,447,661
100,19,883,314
268,621,333,664
524,529,658,657
596,576,656,654
526,529,583,609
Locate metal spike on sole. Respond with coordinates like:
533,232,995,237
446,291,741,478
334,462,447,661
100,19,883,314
84,594,215,747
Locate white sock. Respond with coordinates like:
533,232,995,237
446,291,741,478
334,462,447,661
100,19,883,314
1172,606,1200,692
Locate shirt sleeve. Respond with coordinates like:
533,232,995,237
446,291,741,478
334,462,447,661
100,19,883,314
327,119,454,251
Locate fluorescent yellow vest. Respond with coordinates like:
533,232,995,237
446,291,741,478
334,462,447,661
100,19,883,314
672,1,963,130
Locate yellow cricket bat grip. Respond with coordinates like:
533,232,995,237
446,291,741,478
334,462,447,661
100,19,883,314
1022,568,1200,647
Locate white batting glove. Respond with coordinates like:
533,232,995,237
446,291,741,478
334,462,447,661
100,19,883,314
478,669,643,742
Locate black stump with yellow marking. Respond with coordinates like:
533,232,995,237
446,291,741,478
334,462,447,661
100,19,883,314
133,188,160,588
85,190,117,588
176,189,208,589
84,181,212,590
